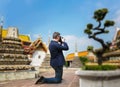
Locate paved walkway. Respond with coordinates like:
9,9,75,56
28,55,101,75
0,68,79,87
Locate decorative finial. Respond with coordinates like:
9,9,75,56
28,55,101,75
0,16,4,28
75,41,78,52
27,33,31,41
38,34,42,40
48,29,51,45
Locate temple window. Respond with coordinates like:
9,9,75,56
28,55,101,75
38,55,41,59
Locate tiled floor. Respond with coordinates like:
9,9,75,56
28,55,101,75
0,68,79,87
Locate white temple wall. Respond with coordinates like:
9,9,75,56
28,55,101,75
87,51,97,62
30,50,46,67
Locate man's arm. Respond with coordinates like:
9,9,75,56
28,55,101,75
56,42,69,51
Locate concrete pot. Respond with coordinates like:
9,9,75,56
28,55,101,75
75,69,120,87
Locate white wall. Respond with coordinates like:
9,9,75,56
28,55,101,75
30,50,46,66
7,27,18,38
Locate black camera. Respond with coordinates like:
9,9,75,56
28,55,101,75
59,36,63,44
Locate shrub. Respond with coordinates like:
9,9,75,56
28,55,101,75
83,64,117,70
79,56,89,65
64,61,69,67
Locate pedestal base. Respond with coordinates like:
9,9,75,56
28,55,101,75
0,70,37,81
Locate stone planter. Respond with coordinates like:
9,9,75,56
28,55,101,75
75,69,120,87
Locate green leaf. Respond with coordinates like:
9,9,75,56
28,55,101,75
104,20,115,27
83,65,117,70
104,30,109,33
87,23,93,29
84,29,92,35
93,8,108,21
87,46,94,51
79,57,89,65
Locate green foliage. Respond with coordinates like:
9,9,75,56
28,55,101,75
64,61,69,67
87,46,94,51
104,20,115,27
83,65,117,70
84,29,92,35
79,57,89,65
87,23,93,29
104,30,109,33
93,8,108,21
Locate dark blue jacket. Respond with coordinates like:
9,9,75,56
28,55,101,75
49,40,69,67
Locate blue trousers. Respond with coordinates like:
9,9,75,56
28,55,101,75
43,66,63,83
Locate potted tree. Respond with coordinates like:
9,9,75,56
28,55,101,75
76,8,120,87
84,8,115,65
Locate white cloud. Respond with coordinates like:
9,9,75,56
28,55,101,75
29,33,42,41
63,35,99,54
113,10,120,26
30,34,100,55
33,34,39,38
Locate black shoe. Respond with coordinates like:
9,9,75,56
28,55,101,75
35,76,44,84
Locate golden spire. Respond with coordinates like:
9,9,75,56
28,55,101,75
0,16,4,28
0,16,4,43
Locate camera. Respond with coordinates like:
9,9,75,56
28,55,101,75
59,36,62,44
59,36,65,44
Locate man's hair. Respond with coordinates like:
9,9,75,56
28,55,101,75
53,32,60,39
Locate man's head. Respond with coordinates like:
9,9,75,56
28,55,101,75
53,32,61,41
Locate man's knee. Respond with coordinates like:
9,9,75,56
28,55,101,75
55,79,62,83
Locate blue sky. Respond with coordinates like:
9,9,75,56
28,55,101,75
0,0,120,54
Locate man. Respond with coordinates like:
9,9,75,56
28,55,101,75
35,32,69,84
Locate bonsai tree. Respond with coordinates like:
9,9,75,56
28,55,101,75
84,8,115,65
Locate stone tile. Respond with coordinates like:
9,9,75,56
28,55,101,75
0,68,79,87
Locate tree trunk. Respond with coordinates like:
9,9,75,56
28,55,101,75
96,52,103,65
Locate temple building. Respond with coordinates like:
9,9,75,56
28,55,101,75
65,41,97,67
103,27,120,61
66,51,97,67
0,26,47,71
66,51,88,67
29,38,47,66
